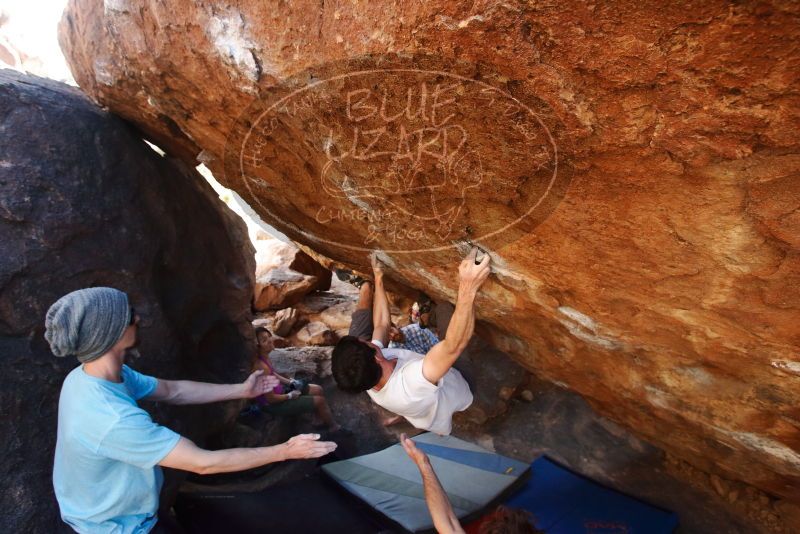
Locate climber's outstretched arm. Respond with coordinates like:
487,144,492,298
401,433,465,534
371,255,392,347
422,248,490,385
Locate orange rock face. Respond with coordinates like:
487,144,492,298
59,0,800,500
253,230,331,311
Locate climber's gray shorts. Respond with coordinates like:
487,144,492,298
348,308,374,340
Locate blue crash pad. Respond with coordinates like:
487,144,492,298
503,456,678,534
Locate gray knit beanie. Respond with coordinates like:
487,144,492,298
45,287,132,363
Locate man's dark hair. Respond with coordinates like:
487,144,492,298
332,336,382,393
255,326,272,337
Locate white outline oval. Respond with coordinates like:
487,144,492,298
236,68,558,254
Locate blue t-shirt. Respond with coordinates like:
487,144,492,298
53,365,181,534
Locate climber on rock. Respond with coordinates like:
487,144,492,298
45,287,337,534
332,247,491,435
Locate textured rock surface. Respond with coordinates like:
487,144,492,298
316,300,358,334
59,1,800,501
254,267,318,311
292,320,337,346
269,346,334,378
0,70,255,532
253,231,331,311
269,307,299,337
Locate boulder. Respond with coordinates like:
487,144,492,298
270,307,299,337
254,268,318,311
315,300,357,332
268,346,334,378
286,247,332,291
293,321,338,347
253,306,299,342
0,70,255,533
253,233,331,310
294,292,354,315
59,1,800,501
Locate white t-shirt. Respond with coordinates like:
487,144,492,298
366,341,473,435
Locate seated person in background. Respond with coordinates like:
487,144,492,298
400,434,542,534
340,269,438,355
46,287,336,534
389,320,439,354
253,327,340,432
332,248,490,435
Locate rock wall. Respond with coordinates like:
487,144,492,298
253,229,332,311
0,70,255,532
58,1,800,501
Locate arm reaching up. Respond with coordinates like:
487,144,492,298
401,434,465,534
371,254,392,347
422,247,490,385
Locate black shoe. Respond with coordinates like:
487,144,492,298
335,269,367,288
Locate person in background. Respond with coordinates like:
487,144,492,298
46,287,336,534
337,269,438,356
252,326,340,432
389,320,440,354
400,434,543,534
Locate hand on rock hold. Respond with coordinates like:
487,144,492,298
371,253,385,280
241,369,279,398
458,246,491,293
282,433,337,460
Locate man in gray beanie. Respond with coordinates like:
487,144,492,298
47,287,337,534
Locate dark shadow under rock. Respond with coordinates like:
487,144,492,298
452,336,527,427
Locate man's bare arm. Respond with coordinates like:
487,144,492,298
371,255,391,347
146,370,277,405
418,461,466,534
401,434,465,534
422,248,490,384
159,434,336,475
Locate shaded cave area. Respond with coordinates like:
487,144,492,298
173,275,786,534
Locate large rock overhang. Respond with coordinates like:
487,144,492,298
58,0,800,501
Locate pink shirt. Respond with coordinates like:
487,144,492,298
255,353,283,405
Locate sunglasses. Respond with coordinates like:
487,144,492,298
129,307,137,325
